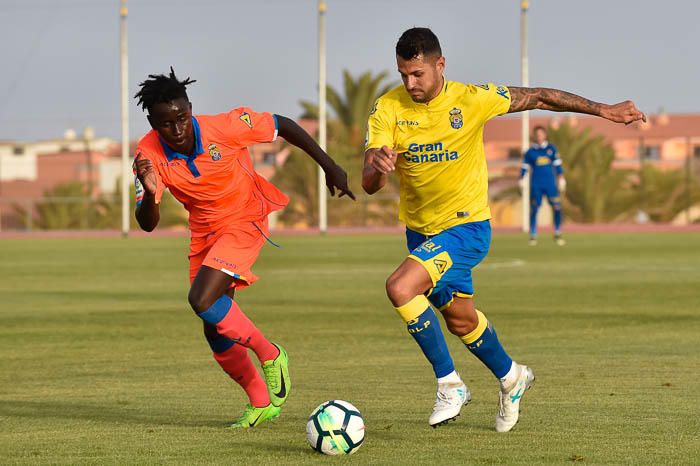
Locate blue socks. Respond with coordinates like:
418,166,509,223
396,295,455,378
553,202,562,234
529,200,539,237
460,310,513,378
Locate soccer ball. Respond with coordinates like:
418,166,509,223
306,400,365,455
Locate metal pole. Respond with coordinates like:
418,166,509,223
520,0,530,233
687,136,692,225
84,127,94,230
317,0,328,234
0,153,3,232
120,0,130,237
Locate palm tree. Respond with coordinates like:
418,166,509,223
636,165,700,222
300,70,397,148
548,123,639,223
276,70,398,227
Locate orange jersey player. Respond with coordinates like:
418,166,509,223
132,68,355,429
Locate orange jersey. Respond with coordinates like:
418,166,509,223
134,108,289,237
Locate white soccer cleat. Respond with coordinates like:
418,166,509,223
496,364,535,433
429,381,471,428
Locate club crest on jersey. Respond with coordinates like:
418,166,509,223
449,107,463,129
208,144,222,161
239,112,253,128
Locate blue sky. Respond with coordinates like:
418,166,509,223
0,0,696,141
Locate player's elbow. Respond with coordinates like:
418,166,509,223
139,222,156,233
135,212,157,232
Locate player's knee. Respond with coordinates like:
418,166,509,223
442,305,479,337
446,320,475,337
188,289,216,314
385,275,410,307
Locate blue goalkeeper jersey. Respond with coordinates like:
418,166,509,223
520,142,563,187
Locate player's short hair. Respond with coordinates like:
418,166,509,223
396,27,442,60
134,67,196,112
533,125,547,133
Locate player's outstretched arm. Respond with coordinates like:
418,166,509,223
507,87,646,125
134,154,160,232
362,146,397,195
275,115,355,200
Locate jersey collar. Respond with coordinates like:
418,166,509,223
430,77,449,106
412,77,449,108
160,116,204,161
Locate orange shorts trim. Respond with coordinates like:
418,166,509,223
188,220,269,289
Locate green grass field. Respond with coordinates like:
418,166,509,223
1,232,699,465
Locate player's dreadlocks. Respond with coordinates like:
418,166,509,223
396,27,442,60
134,67,196,112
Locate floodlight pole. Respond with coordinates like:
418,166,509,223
317,0,328,234
520,0,530,233
120,0,130,237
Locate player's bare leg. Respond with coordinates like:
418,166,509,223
385,258,433,308
190,267,283,427
386,259,469,427
442,296,534,432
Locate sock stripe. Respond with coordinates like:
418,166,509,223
198,295,232,325
461,310,488,344
207,335,236,353
395,295,431,323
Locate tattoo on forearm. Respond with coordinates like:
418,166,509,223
508,87,603,116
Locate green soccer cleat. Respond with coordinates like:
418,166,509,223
230,403,280,429
262,343,291,408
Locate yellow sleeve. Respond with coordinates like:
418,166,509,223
365,98,394,150
472,82,512,122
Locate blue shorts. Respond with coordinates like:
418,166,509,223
530,184,560,209
406,220,491,310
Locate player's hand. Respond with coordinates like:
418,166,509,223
368,146,398,174
133,153,158,195
324,163,356,200
558,177,567,192
602,101,647,125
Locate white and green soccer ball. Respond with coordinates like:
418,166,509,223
306,400,365,455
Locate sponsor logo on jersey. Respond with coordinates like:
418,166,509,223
449,107,463,129
397,120,419,126
404,142,459,163
239,112,253,128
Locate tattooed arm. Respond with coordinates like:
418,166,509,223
507,87,646,125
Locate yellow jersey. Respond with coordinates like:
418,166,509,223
366,79,511,235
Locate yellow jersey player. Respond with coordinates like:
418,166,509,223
363,27,645,431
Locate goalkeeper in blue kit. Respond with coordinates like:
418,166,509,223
520,126,566,245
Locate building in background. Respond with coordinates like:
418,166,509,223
484,112,700,174
1,114,698,230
